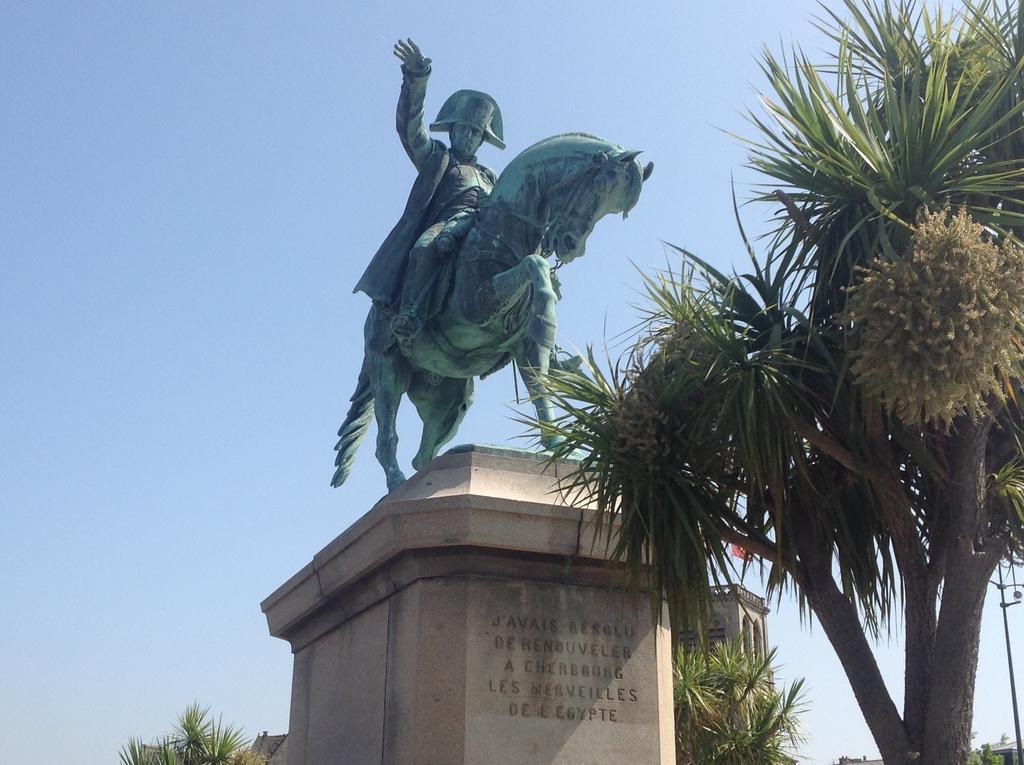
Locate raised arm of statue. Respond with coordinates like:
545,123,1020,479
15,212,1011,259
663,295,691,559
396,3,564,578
393,39,440,171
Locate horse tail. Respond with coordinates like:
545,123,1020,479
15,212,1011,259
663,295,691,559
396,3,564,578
331,362,374,488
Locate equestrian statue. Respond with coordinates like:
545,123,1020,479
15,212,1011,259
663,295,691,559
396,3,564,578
332,39,652,492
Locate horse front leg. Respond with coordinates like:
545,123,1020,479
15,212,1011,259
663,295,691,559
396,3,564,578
516,348,560,449
460,253,560,445
499,255,560,446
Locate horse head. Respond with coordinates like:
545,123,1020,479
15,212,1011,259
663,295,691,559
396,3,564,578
484,133,653,264
541,141,653,264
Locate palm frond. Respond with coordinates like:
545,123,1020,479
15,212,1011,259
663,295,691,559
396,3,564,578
674,640,806,764
746,0,1024,318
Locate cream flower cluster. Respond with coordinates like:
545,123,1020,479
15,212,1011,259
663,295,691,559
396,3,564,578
843,207,1024,427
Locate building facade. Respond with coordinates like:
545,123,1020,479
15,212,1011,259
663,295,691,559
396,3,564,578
680,584,770,656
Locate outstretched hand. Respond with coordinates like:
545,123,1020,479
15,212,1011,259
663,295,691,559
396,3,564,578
394,38,430,73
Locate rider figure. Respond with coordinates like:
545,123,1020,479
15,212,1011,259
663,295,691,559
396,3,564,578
353,39,505,340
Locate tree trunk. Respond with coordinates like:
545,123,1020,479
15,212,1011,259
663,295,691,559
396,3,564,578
796,556,915,764
919,543,995,764
920,418,998,765
901,573,937,750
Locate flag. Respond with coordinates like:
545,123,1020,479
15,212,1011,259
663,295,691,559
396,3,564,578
730,543,753,561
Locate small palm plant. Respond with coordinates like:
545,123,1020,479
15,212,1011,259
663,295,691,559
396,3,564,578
118,703,253,765
674,640,806,765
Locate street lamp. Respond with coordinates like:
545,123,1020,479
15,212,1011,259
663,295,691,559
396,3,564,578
994,560,1024,765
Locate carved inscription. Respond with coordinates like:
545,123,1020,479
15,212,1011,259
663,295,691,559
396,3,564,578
484,612,643,724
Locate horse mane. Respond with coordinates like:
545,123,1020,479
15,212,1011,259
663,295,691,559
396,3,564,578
520,132,607,153
486,131,626,208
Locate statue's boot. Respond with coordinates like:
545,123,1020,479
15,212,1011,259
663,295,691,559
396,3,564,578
391,243,444,339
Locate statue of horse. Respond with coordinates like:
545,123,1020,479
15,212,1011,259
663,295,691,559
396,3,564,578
332,133,652,491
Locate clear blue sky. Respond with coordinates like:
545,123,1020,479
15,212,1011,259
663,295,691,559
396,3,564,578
2,2,1020,763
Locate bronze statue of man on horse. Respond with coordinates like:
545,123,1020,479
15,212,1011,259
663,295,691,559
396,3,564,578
334,39,653,492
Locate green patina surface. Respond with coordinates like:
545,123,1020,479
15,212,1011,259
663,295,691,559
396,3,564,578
331,39,651,492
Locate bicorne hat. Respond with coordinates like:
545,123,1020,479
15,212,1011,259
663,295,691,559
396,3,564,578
430,90,505,150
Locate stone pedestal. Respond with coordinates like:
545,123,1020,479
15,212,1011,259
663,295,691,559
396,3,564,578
261,446,675,765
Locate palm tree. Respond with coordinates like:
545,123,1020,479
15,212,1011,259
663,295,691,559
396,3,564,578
119,703,257,765
674,640,805,765
539,1,1024,763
